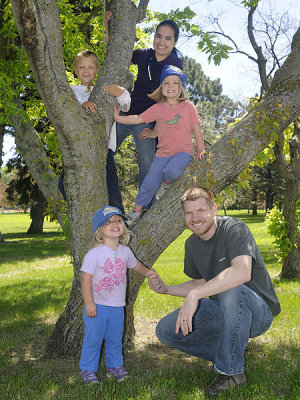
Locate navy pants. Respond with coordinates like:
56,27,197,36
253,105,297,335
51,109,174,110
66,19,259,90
58,149,124,214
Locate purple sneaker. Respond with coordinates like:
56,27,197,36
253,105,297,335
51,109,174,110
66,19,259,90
79,370,99,384
106,366,128,382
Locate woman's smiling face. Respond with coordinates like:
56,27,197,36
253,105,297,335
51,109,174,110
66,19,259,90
153,25,176,61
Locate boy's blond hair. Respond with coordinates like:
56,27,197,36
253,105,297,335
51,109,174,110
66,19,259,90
148,79,189,103
181,187,215,208
74,50,100,70
90,220,131,249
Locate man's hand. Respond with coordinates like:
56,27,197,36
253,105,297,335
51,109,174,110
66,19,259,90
82,101,98,112
148,275,168,294
85,302,97,318
175,293,198,335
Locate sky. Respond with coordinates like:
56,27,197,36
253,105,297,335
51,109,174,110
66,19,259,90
2,0,299,164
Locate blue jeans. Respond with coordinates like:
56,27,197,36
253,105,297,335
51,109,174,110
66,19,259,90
116,121,155,188
80,305,124,372
136,153,193,207
156,285,274,375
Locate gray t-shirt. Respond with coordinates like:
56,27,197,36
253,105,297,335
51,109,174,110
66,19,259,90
184,216,281,316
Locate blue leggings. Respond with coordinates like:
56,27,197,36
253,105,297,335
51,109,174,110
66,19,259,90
136,152,193,207
79,305,124,372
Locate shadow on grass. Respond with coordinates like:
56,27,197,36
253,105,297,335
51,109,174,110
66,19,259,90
0,232,68,262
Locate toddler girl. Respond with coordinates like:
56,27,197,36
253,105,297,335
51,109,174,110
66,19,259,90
79,206,157,383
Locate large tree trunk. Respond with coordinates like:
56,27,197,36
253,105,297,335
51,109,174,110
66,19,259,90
274,120,300,278
10,0,300,356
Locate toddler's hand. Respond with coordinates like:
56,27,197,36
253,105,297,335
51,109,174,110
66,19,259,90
148,275,168,294
86,302,97,318
104,85,124,97
82,101,98,112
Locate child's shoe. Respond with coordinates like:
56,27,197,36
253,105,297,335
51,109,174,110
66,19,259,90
155,183,169,200
79,370,99,384
106,366,129,382
126,209,142,226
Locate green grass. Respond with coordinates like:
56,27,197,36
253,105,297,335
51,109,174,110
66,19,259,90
0,212,299,399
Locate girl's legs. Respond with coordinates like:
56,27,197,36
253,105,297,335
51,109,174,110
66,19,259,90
163,152,193,183
79,305,106,372
104,306,124,368
135,156,169,207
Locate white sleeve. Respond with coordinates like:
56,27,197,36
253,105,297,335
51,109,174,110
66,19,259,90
117,89,131,112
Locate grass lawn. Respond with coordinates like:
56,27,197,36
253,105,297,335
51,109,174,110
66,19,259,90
0,211,299,399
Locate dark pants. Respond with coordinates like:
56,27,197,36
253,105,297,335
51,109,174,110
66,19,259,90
58,149,124,214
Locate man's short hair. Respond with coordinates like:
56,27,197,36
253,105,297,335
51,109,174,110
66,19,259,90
181,187,215,208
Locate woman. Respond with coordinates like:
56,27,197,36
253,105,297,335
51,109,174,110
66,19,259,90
115,20,183,192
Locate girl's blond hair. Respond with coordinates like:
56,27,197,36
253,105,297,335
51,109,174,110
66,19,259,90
90,219,131,248
148,78,189,103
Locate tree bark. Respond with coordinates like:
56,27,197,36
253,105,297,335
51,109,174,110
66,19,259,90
274,120,300,278
10,0,300,355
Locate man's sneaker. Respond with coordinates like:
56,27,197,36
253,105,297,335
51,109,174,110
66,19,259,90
205,372,246,396
126,209,142,226
78,370,99,384
106,366,129,382
155,183,169,201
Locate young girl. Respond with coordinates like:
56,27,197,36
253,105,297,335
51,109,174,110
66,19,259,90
58,48,130,213
114,65,206,226
79,206,157,384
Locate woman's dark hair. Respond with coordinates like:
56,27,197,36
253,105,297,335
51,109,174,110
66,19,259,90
156,19,180,42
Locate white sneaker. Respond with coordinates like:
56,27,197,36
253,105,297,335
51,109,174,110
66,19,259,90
126,209,142,226
155,183,170,201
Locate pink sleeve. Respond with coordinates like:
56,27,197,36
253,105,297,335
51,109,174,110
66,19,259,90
141,104,158,124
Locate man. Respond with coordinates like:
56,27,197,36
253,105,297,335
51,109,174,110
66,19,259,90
149,187,280,396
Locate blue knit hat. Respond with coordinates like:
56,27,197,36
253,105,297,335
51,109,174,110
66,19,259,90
92,206,126,232
160,65,187,88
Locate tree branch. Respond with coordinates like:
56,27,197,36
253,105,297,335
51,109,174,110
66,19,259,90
137,0,149,23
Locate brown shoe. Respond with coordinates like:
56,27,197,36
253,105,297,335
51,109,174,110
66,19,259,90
205,372,246,396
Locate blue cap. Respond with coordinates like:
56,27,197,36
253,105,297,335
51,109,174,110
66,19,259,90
160,65,187,88
92,206,126,232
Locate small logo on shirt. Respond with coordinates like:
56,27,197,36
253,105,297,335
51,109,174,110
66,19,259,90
219,257,226,262
165,114,183,125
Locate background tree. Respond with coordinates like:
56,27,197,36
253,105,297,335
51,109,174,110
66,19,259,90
5,0,300,357
5,154,48,233
206,1,299,277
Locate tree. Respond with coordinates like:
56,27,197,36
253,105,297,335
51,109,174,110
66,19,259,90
203,1,300,277
7,0,300,356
